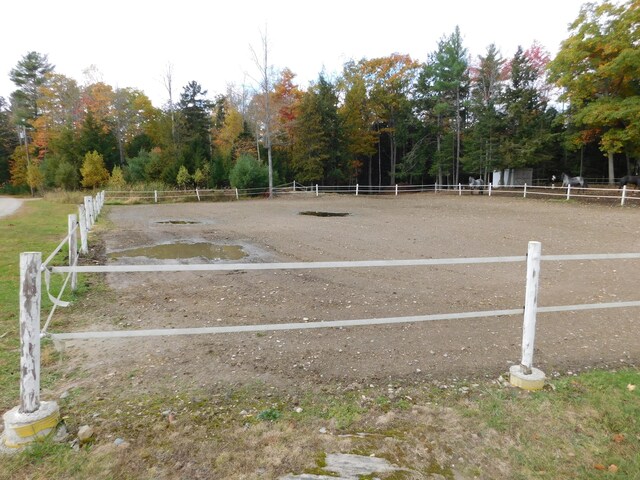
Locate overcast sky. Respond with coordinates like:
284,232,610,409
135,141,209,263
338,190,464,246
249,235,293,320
1,0,587,108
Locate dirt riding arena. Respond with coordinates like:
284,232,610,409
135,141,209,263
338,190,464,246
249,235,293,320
60,194,639,394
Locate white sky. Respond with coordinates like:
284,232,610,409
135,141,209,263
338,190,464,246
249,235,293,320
1,0,586,108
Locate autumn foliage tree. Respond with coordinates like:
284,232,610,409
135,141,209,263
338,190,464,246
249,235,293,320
80,150,109,188
549,0,640,183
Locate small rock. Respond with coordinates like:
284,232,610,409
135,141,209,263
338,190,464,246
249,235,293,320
114,438,126,446
60,390,69,400
294,407,303,414
77,425,94,443
319,427,327,434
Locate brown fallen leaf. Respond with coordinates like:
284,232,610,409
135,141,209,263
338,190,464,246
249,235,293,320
613,433,625,443
594,464,606,470
608,464,618,473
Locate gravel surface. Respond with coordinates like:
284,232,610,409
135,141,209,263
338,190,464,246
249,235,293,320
59,193,640,393
0,197,22,219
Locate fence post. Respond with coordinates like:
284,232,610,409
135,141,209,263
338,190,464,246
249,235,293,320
458,183,462,196
1,252,60,449
78,205,88,254
196,188,200,201
488,182,492,196
524,183,527,198
20,252,41,413
68,214,77,291
316,184,319,197
356,184,359,196
566,184,571,200
93,194,98,220
293,180,296,192
235,188,239,200
621,185,626,206
84,196,93,229
154,190,158,203
509,241,546,390
435,181,438,192
395,184,398,196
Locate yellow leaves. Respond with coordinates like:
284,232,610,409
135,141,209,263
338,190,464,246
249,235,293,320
593,463,618,472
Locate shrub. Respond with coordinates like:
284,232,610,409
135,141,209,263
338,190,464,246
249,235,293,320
229,154,270,191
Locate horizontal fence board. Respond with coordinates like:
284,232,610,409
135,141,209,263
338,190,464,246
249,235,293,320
49,300,640,341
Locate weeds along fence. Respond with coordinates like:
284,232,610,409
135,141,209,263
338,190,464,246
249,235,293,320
13,200,640,419
105,181,640,206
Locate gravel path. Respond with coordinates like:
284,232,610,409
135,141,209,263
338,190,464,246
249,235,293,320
0,197,22,219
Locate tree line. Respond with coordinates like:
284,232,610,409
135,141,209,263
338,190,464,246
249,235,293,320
0,0,637,195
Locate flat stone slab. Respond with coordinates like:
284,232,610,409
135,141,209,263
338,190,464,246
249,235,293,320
281,453,400,479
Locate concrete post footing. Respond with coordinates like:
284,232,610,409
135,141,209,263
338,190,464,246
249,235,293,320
1,401,60,450
509,365,546,391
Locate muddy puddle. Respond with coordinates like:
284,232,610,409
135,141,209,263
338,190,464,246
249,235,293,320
109,242,246,262
299,211,349,217
155,220,201,225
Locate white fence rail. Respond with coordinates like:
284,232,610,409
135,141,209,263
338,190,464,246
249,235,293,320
105,182,640,206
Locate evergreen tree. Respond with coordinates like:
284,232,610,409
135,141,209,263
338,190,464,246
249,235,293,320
176,81,213,172
292,74,345,184
9,51,54,123
463,44,507,177
415,27,470,185
0,97,17,184
500,46,553,169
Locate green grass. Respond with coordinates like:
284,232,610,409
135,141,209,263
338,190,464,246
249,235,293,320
0,198,84,411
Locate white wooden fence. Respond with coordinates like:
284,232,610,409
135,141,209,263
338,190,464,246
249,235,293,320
9,192,640,438
105,182,640,206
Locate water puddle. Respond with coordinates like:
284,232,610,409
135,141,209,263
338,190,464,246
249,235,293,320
156,220,201,225
299,211,349,217
109,242,246,261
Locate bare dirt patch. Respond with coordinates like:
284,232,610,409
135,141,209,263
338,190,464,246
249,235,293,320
57,194,640,396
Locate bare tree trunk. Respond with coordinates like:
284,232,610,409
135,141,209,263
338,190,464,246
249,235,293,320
607,151,615,185
163,63,176,144
455,86,461,184
389,132,396,185
251,28,274,198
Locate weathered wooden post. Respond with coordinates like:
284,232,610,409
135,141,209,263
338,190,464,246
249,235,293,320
235,188,239,200
488,182,492,196
154,190,158,203
84,196,93,229
68,214,77,291
356,184,359,196
566,184,571,200
316,184,319,197
92,194,98,220
196,188,200,201
510,241,546,390
458,183,462,196
621,185,627,206
78,205,88,254
395,184,398,196
524,183,528,198
293,180,296,192
1,253,60,449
